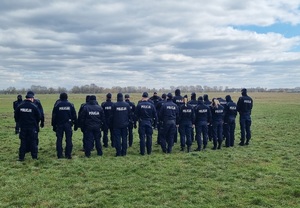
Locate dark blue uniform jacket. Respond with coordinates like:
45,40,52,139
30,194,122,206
135,100,158,126
210,105,224,123
224,101,237,123
178,104,195,125
111,101,131,129
14,100,41,129
195,103,212,123
52,100,77,126
80,100,106,130
237,95,253,115
159,100,179,124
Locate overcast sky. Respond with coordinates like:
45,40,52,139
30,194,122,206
1,0,300,90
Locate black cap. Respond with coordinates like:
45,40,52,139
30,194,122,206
17,95,22,99
117,93,123,100
90,95,97,101
142,92,148,98
161,93,166,99
241,88,247,95
86,95,91,102
25,91,34,98
26,90,34,96
167,93,173,99
106,93,112,99
175,89,180,96
125,94,130,99
59,92,68,100
25,94,34,98
225,95,232,102
198,96,203,101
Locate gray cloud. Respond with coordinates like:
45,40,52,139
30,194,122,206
0,0,300,90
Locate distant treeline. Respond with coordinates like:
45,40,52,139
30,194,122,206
1,84,300,94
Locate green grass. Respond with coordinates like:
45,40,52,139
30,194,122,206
0,93,300,207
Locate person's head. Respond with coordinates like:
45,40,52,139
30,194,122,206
212,98,220,107
241,88,247,96
191,92,196,100
86,95,91,103
153,92,158,96
117,93,123,101
59,92,68,101
125,94,130,100
142,92,148,100
161,93,166,100
89,95,97,101
225,95,232,102
175,89,181,96
17,94,22,101
167,93,173,100
25,91,34,101
26,90,34,97
183,96,188,106
198,96,203,104
106,93,112,100
203,94,209,101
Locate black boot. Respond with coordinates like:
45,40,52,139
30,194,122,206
217,141,222,149
194,147,201,151
187,146,191,153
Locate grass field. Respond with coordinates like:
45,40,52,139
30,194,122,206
0,92,300,208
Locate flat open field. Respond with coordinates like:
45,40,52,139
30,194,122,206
0,92,299,207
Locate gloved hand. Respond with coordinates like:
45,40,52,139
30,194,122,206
40,121,44,128
52,126,57,132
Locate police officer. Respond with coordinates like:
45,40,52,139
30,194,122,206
52,93,78,159
188,92,198,142
194,96,212,151
155,93,166,145
172,89,183,143
210,98,224,150
218,97,228,141
14,92,41,161
188,93,198,108
78,95,91,150
101,93,114,147
135,92,158,155
125,94,136,147
224,95,237,147
79,95,106,158
237,88,253,146
26,91,44,130
25,91,45,151
110,93,131,156
13,94,23,134
203,94,213,141
159,93,179,153
21,91,44,153
178,96,195,152
149,92,162,107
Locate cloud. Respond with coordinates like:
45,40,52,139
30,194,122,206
0,0,300,90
